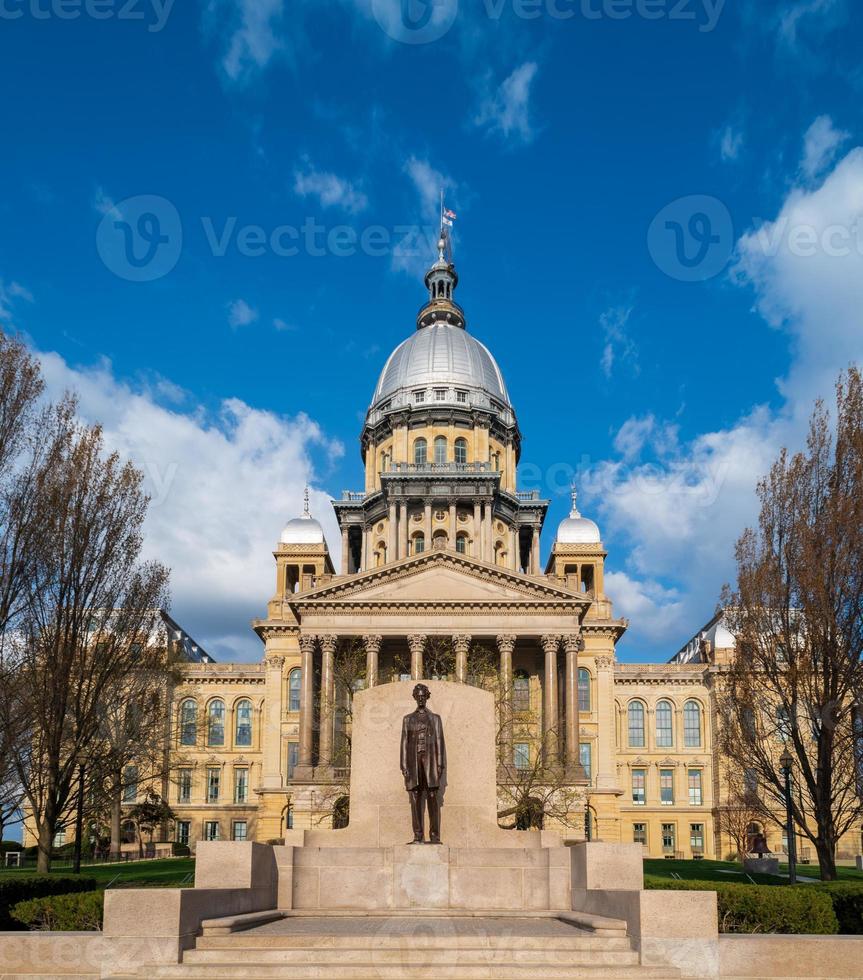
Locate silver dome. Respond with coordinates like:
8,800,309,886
556,489,601,545
372,323,510,407
280,515,325,545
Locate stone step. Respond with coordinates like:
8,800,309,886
196,934,633,951
558,910,628,937
183,947,641,966
143,966,681,980
201,910,286,936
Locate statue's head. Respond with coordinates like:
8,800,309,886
412,683,431,707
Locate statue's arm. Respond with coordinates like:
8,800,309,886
437,715,446,770
400,716,408,775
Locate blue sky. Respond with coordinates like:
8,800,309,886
1,0,862,663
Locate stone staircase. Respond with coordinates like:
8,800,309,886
130,912,682,980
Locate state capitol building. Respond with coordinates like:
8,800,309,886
124,237,818,866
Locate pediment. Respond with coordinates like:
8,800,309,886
291,551,589,608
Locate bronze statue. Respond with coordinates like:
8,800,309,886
400,683,445,844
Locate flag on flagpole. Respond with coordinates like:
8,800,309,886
444,208,457,220
441,217,453,227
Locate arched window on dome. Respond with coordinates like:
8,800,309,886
207,699,225,747
628,701,645,747
289,668,301,712
434,436,447,465
454,438,468,465
684,700,702,747
413,438,427,465
412,533,425,555
179,699,197,746
656,699,674,747
235,699,253,747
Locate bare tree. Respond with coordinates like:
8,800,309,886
714,768,778,862
718,367,863,880
3,413,170,872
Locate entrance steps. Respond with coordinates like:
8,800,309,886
129,914,682,980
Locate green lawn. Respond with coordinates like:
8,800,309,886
645,857,863,885
0,857,195,887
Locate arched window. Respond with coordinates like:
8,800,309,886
235,699,252,747
455,533,468,554
578,667,591,713
413,438,427,465
207,699,225,746
413,533,425,555
628,701,645,747
179,699,197,746
683,700,702,747
656,700,674,747
513,669,530,712
454,438,468,465
289,668,301,712
434,436,447,465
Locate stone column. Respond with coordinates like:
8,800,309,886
262,654,285,787
531,527,540,574
408,634,426,681
364,634,382,688
453,633,471,683
398,501,408,559
510,527,519,571
541,634,561,766
388,501,397,563
473,500,482,558
497,634,516,764
449,501,457,550
317,634,338,768
484,503,493,563
424,501,433,550
341,527,350,574
595,653,618,790
360,527,368,572
563,631,582,773
298,634,316,767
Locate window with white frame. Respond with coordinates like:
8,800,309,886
123,766,138,803
660,768,675,805
628,702,645,747
633,822,647,846
203,821,220,841
513,742,530,769
178,768,192,804
235,699,252,747
688,769,703,806
289,668,301,712
206,767,220,803
579,742,592,781
631,768,646,805
176,820,190,846
690,823,704,853
232,821,248,841
661,823,676,853
234,768,249,804
656,700,674,747
683,700,702,747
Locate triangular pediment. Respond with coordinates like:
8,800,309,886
290,550,590,608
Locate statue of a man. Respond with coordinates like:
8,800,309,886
400,683,446,844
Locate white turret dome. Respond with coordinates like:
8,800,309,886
279,488,325,545
556,488,601,544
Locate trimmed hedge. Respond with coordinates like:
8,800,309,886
644,875,838,935
0,876,97,931
811,883,863,935
11,890,103,931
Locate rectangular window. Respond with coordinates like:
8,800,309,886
456,390,467,403
434,388,447,401
413,390,425,404
203,821,220,841
234,768,248,804
176,820,190,846
207,767,220,804
123,766,138,804
513,742,530,769
661,823,676,853
688,769,703,806
632,769,646,805
232,821,248,842
744,768,758,795
690,823,704,853
660,769,675,805
288,742,299,779
178,768,192,804
633,822,647,846
579,742,592,781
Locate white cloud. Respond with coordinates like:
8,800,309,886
800,115,849,179
37,349,343,661
293,165,369,214
599,305,637,379
775,0,844,52
592,142,863,658
209,0,285,85
227,299,259,329
474,62,539,146
391,158,457,278
719,124,744,162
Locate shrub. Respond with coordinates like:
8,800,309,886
0,840,24,854
0,876,98,931
644,876,838,935
172,842,190,857
811,883,863,935
11,890,103,931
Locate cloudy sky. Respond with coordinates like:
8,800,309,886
1,0,862,662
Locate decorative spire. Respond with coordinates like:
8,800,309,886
417,194,463,330
569,483,581,517
303,485,311,518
